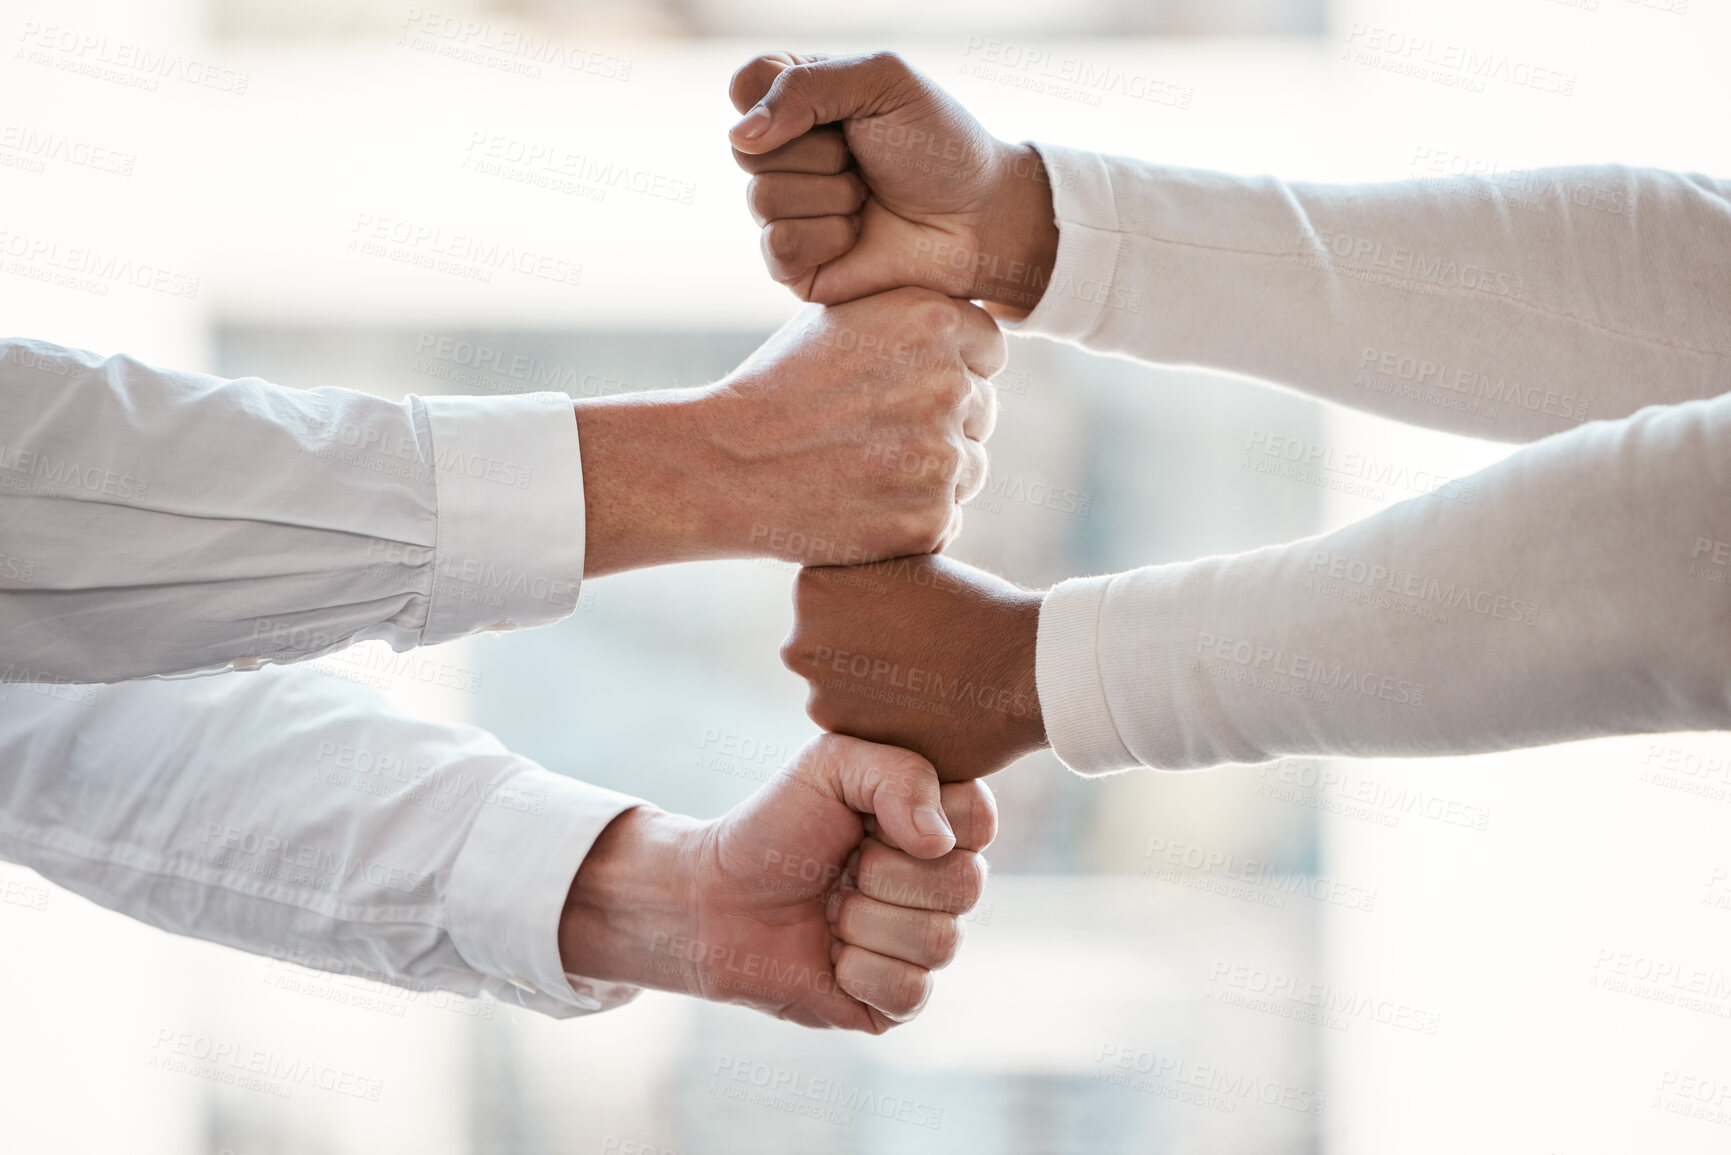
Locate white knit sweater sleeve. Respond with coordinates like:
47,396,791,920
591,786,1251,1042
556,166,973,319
1015,145,1731,773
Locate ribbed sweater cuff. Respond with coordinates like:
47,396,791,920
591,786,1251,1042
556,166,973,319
1006,143,1126,345
1036,575,1138,776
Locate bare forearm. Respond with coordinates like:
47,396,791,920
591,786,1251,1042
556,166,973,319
977,143,1059,322
575,391,727,578
557,806,705,994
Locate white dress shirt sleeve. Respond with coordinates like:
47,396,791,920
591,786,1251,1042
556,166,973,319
1016,146,1731,774
0,664,645,1018
0,338,588,684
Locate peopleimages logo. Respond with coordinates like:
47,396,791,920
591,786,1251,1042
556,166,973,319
1357,346,1588,423
15,22,251,95
959,38,1194,109
201,824,436,897
313,740,546,815
1094,1043,1326,1115
1341,24,1577,97
463,131,696,205
812,643,1038,720
1209,962,1443,1035
1307,550,1540,626
710,1055,944,1130
1195,631,1425,708
0,123,136,175
0,228,199,300
399,8,632,81
1142,836,1378,912
1309,230,1527,298
1243,428,1475,504
0,439,149,499
349,212,582,289
149,1029,383,1100
1256,760,1492,832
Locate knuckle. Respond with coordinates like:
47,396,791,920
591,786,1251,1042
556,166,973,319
893,968,932,1016
932,371,971,413
910,298,960,342
961,450,989,499
778,61,817,97
806,696,844,733
728,55,779,108
864,50,913,84
896,507,948,555
935,442,965,485
807,731,849,766
951,853,988,910
904,433,954,475
745,176,774,222
843,170,870,207
925,916,961,968
976,395,1000,441
969,786,1000,848
833,892,862,936
855,842,892,893
818,132,851,173
764,222,802,262
777,634,807,674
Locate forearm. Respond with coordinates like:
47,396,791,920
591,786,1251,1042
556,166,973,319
557,805,705,994
574,389,727,578
1006,148,1731,443
1039,392,1731,773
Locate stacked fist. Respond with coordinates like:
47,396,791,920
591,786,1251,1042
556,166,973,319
570,51,1067,1037
724,51,1061,784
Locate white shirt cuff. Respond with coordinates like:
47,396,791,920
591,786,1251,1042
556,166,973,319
418,393,586,645
445,766,644,1017
1009,143,1129,344
1037,575,1138,776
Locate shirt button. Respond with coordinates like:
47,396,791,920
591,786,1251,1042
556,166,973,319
506,975,538,995
231,658,261,670
487,621,518,633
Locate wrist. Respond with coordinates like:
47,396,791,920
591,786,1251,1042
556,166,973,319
995,589,1049,756
976,142,1059,321
574,390,726,577
557,806,708,995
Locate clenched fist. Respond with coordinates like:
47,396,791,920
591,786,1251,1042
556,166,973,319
728,51,1059,316
559,733,997,1031
576,286,1004,575
781,554,1049,782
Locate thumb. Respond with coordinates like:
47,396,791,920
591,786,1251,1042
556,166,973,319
728,52,914,155
728,51,826,113
801,734,956,859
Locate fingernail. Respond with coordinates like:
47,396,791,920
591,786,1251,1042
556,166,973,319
731,104,772,140
913,805,954,841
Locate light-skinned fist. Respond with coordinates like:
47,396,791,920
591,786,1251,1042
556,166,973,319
559,733,997,1032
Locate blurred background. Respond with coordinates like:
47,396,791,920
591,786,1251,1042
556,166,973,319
1,0,1729,1152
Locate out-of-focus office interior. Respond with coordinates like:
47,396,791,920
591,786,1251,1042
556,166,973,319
1,0,1728,1151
